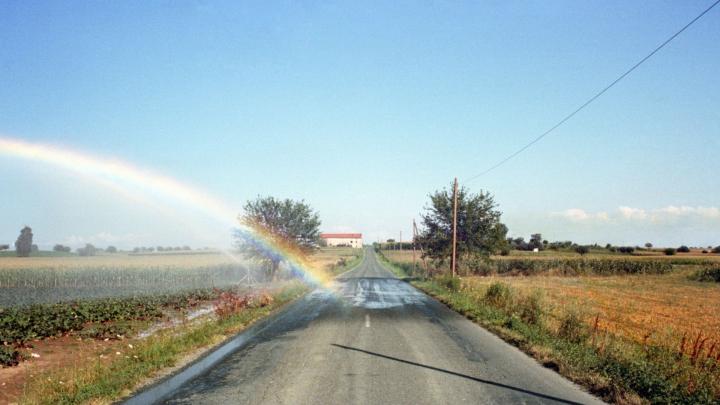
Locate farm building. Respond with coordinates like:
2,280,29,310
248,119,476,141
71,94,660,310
320,233,363,248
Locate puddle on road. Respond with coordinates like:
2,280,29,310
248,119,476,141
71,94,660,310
329,278,428,309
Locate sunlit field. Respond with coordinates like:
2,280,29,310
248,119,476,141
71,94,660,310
381,248,720,400
0,247,361,307
0,247,361,403
382,249,720,352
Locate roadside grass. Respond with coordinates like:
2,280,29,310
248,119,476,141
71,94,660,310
377,250,720,403
376,250,413,279
411,278,719,404
325,248,365,276
19,282,308,405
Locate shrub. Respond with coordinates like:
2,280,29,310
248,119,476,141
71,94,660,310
557,308,588,343
436,275,461,292
499,248,510,256
484,282,513,309
664,248,676,256
575,245,589,255
677,245,690,253
214,291,250,318
689,266,720,282
712,246,720,254
0,345,23,367
517,290,545,326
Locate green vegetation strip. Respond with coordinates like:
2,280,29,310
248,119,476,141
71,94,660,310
20,283,308,405
485,258,674,276
689,265,720,283
1,290,221,346
411,278,719,404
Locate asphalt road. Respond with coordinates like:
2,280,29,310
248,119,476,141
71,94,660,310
164,248,603,404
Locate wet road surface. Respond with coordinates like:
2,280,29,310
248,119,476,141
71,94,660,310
163,248,603,404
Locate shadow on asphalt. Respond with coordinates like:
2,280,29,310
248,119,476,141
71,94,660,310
330,343,583,405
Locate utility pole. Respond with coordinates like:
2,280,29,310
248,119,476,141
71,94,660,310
412,219,417,275
399,231,402,252
451,177,458,277
413,219,429,278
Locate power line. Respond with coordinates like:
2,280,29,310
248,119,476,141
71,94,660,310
464,0,720,183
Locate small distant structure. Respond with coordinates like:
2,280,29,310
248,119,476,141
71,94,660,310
320,233,363,248
533,248,539,253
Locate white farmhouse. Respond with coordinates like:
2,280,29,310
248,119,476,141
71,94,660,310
320,233,363,248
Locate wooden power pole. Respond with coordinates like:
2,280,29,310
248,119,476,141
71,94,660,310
412,219,417,275
451,177,458,277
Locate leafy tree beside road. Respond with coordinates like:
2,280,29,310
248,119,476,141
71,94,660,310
416,183,507,267
235,196,321,281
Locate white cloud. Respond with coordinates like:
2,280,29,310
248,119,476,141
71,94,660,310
653,205,720,220
554,205,720,224
553,208,609,222
64,232,142,248
619,206,647,220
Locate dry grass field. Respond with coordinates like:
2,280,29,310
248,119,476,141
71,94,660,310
310,247,363,270
382,249,720,352
463,272,720,353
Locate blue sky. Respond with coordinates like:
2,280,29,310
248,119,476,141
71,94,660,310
1,0,719,249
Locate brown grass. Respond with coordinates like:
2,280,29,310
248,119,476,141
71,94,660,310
461,271,720,354
383,249,720,351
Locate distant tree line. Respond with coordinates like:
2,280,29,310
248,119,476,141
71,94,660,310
53,244,72,253
132,246,192,253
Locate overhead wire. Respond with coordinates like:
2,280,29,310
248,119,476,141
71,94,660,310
464,0,720,183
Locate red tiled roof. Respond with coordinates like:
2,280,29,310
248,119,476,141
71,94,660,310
320,233,362,239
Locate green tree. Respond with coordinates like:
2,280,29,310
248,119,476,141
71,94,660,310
416,183,507,266
575,245,590,255
529,233,543,250
235,196,321,281
77,244,97,256
15,226,33,257
106,246,118,253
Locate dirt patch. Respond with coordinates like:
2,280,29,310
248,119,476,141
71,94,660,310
0,336,124,404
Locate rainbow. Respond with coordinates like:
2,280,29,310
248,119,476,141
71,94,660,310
0,135,329,286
